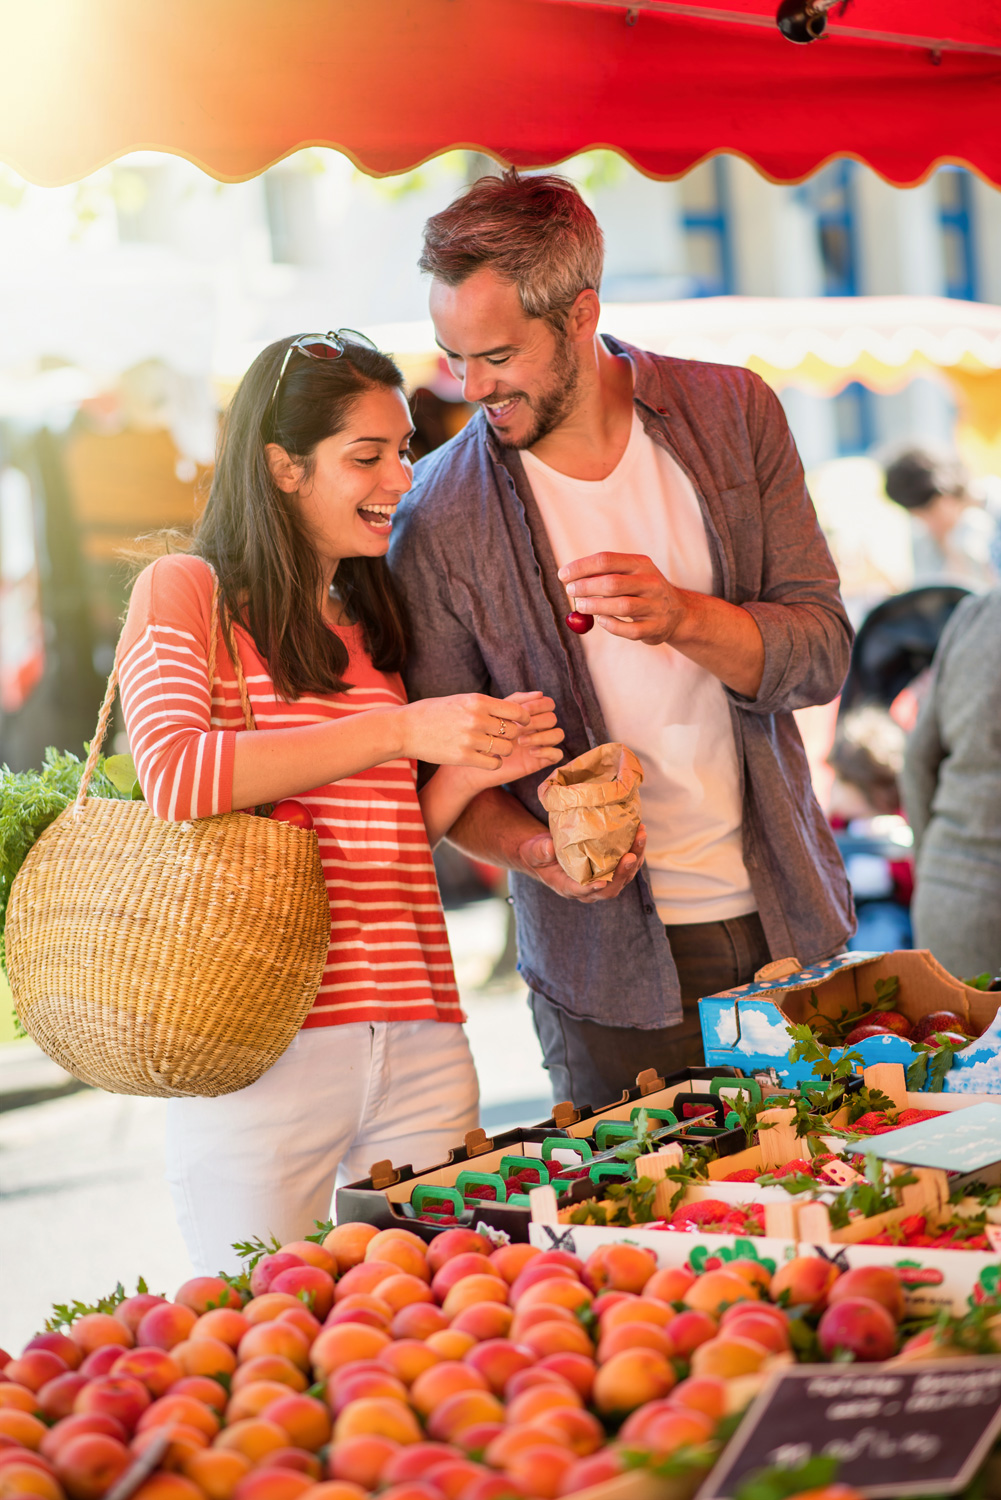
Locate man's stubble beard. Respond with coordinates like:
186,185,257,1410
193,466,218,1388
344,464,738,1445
495,330,581,451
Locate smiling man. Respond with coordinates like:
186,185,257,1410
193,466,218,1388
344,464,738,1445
388,170,855,1109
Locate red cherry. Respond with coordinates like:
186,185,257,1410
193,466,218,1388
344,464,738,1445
566,611,594,634
270,800,314,829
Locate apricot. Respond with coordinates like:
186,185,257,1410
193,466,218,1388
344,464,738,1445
215,1420,290,1465
690,1335,770,1379
827,1266,905,1322
54,1431,131,1500
487,1245,540,1285
25,1335,81,1372
135,1305,197,1352
431,1256,500,1303
463,1475,531,1500
592,1349,675,1415
182,1450,252,1500
0,1409,47,1449
721,1310,791,1355
260,1451,322,1478
637,1407,714,1457
230,1356,307,1395
535,1355,595,1403
601,1297,673,1331
136,1394,219,1441
333,1263,400,1304
486,1426,559,1468
279,1241,337,1275
261,1394,331,1451
37,1374,89,1422
817,1298,897,1362
377,1340,441,1387
275,1307,321,1345
411,1363,487,1418
557,1449,625,1495
5,1353,68,1394
327,1434,400,1488
720,1299,788,1333
504,1443,575,1500
170,1339,237,1381
669,1374,728,1423
111,1348,181,1397
238,1324,311,1372
131,1424,208,1471
506,1385,582,1425
321,1224,379,1271
170,1377,228,1414
130,1477,202,1500
0,1385,42,1415
39,1416,126,1462
769,1256,839,1314
373,1276,434,1315
450,1303,514,1342
232,1468,314,1500
451,1422,505,1458
69,1316,132,1358
175,1278,243,1315
0,1459,63,1500
79,1349,122,1380
514,1281,591,1317
250,1252,310,1303
227,1382,299,1424
727,1259,773,1295
519,1322,593,1360
74,1377,151,1434
376,1487,440,1500
325,1294,392,1331
427,1389,504,1441
643,1266,696,1304
390,1305,449,1341
269,1268,335,1322
311,1324,391,1377
364,1235,430,1284
242,1295,304,1328
381,1442,456,1484
683,1270,756,1318
597,1322,674,1362
425,1331,477,1361
0,1450,54,1476
510,1304,576,1340
327,1371,408,1417
333,1397,422,1446
425,1229,491,1274
306,1487,368,1500
191,1310,250,1349
504,1369,573,1401
113,1296,167,1339
424,1457,485,1499
508,1265,578,1306
531,1407,605,1457
584,1245,656,1295
590,1291,631,1322
464,1340,534,1396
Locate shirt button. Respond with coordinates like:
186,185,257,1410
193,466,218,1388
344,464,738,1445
644,903,654,915
656,407,669,415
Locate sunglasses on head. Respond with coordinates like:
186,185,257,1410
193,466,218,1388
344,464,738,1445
268,328,379,413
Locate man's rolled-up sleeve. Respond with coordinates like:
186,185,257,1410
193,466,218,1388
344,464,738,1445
730,378,853,716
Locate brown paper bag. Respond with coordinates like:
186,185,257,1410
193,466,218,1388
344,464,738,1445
538,743,644,886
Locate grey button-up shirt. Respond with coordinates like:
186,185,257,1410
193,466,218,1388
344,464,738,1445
389,338,856,1029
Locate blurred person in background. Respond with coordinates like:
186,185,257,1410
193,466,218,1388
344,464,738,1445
901,588,1001,980
884,447,1000,594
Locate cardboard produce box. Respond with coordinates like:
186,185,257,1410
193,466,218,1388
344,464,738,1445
699,949,999,1093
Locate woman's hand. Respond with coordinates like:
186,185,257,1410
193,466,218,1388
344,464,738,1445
471,691,564,787
398,691,536,769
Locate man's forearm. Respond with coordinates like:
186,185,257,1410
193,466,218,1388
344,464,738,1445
672,589,765,699
446,786,548,873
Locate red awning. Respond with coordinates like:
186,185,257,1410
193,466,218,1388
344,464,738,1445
1,0,1000,188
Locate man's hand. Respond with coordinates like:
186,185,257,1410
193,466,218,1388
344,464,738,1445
558,552,685,645
518,823,647,903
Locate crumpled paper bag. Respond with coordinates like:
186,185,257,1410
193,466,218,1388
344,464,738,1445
539,743,644,886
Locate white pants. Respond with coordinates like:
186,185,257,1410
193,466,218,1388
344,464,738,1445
164,1021,479,1275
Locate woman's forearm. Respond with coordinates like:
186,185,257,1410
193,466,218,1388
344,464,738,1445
418,767,487,847
230,708,405,809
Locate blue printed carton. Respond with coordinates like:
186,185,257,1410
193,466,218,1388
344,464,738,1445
698,948,1001,1094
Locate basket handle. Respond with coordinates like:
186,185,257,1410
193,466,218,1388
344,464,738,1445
74,574,255,814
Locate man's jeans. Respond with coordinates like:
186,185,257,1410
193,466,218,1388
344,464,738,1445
528,911,770,1111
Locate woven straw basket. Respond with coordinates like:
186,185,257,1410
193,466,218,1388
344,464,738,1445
5,584,331,1098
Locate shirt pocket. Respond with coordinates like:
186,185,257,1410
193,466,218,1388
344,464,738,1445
717,481,763,602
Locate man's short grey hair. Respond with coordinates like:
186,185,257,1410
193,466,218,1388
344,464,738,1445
419,169,604,332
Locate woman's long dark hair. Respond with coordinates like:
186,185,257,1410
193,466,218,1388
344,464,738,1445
194,336,410,699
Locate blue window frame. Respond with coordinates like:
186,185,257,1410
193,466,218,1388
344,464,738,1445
680,159,734,297
937,167,978,301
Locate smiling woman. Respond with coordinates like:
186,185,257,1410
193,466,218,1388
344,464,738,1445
113,331,564,1274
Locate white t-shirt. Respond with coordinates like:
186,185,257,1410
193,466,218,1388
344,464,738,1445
522,412,757,925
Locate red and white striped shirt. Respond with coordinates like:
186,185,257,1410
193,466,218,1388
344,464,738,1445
118,553,463,1029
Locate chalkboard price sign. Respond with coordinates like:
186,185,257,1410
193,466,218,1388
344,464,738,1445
698,1359,1001,1498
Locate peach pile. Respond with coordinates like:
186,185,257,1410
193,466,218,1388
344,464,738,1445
0,1232,918,1500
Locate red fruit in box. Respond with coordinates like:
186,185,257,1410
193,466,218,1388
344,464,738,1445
817,1297,897,1362
925,1032,970,1051
426,1230,491,1275
912,1010,974,1042
864,1010,913,1037
843,1024,896,1047
270,800,313,830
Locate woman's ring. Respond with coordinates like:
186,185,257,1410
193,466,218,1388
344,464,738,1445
486,736,495,756
496,720,507,737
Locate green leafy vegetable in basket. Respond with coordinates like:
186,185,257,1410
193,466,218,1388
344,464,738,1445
0,747,141,976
